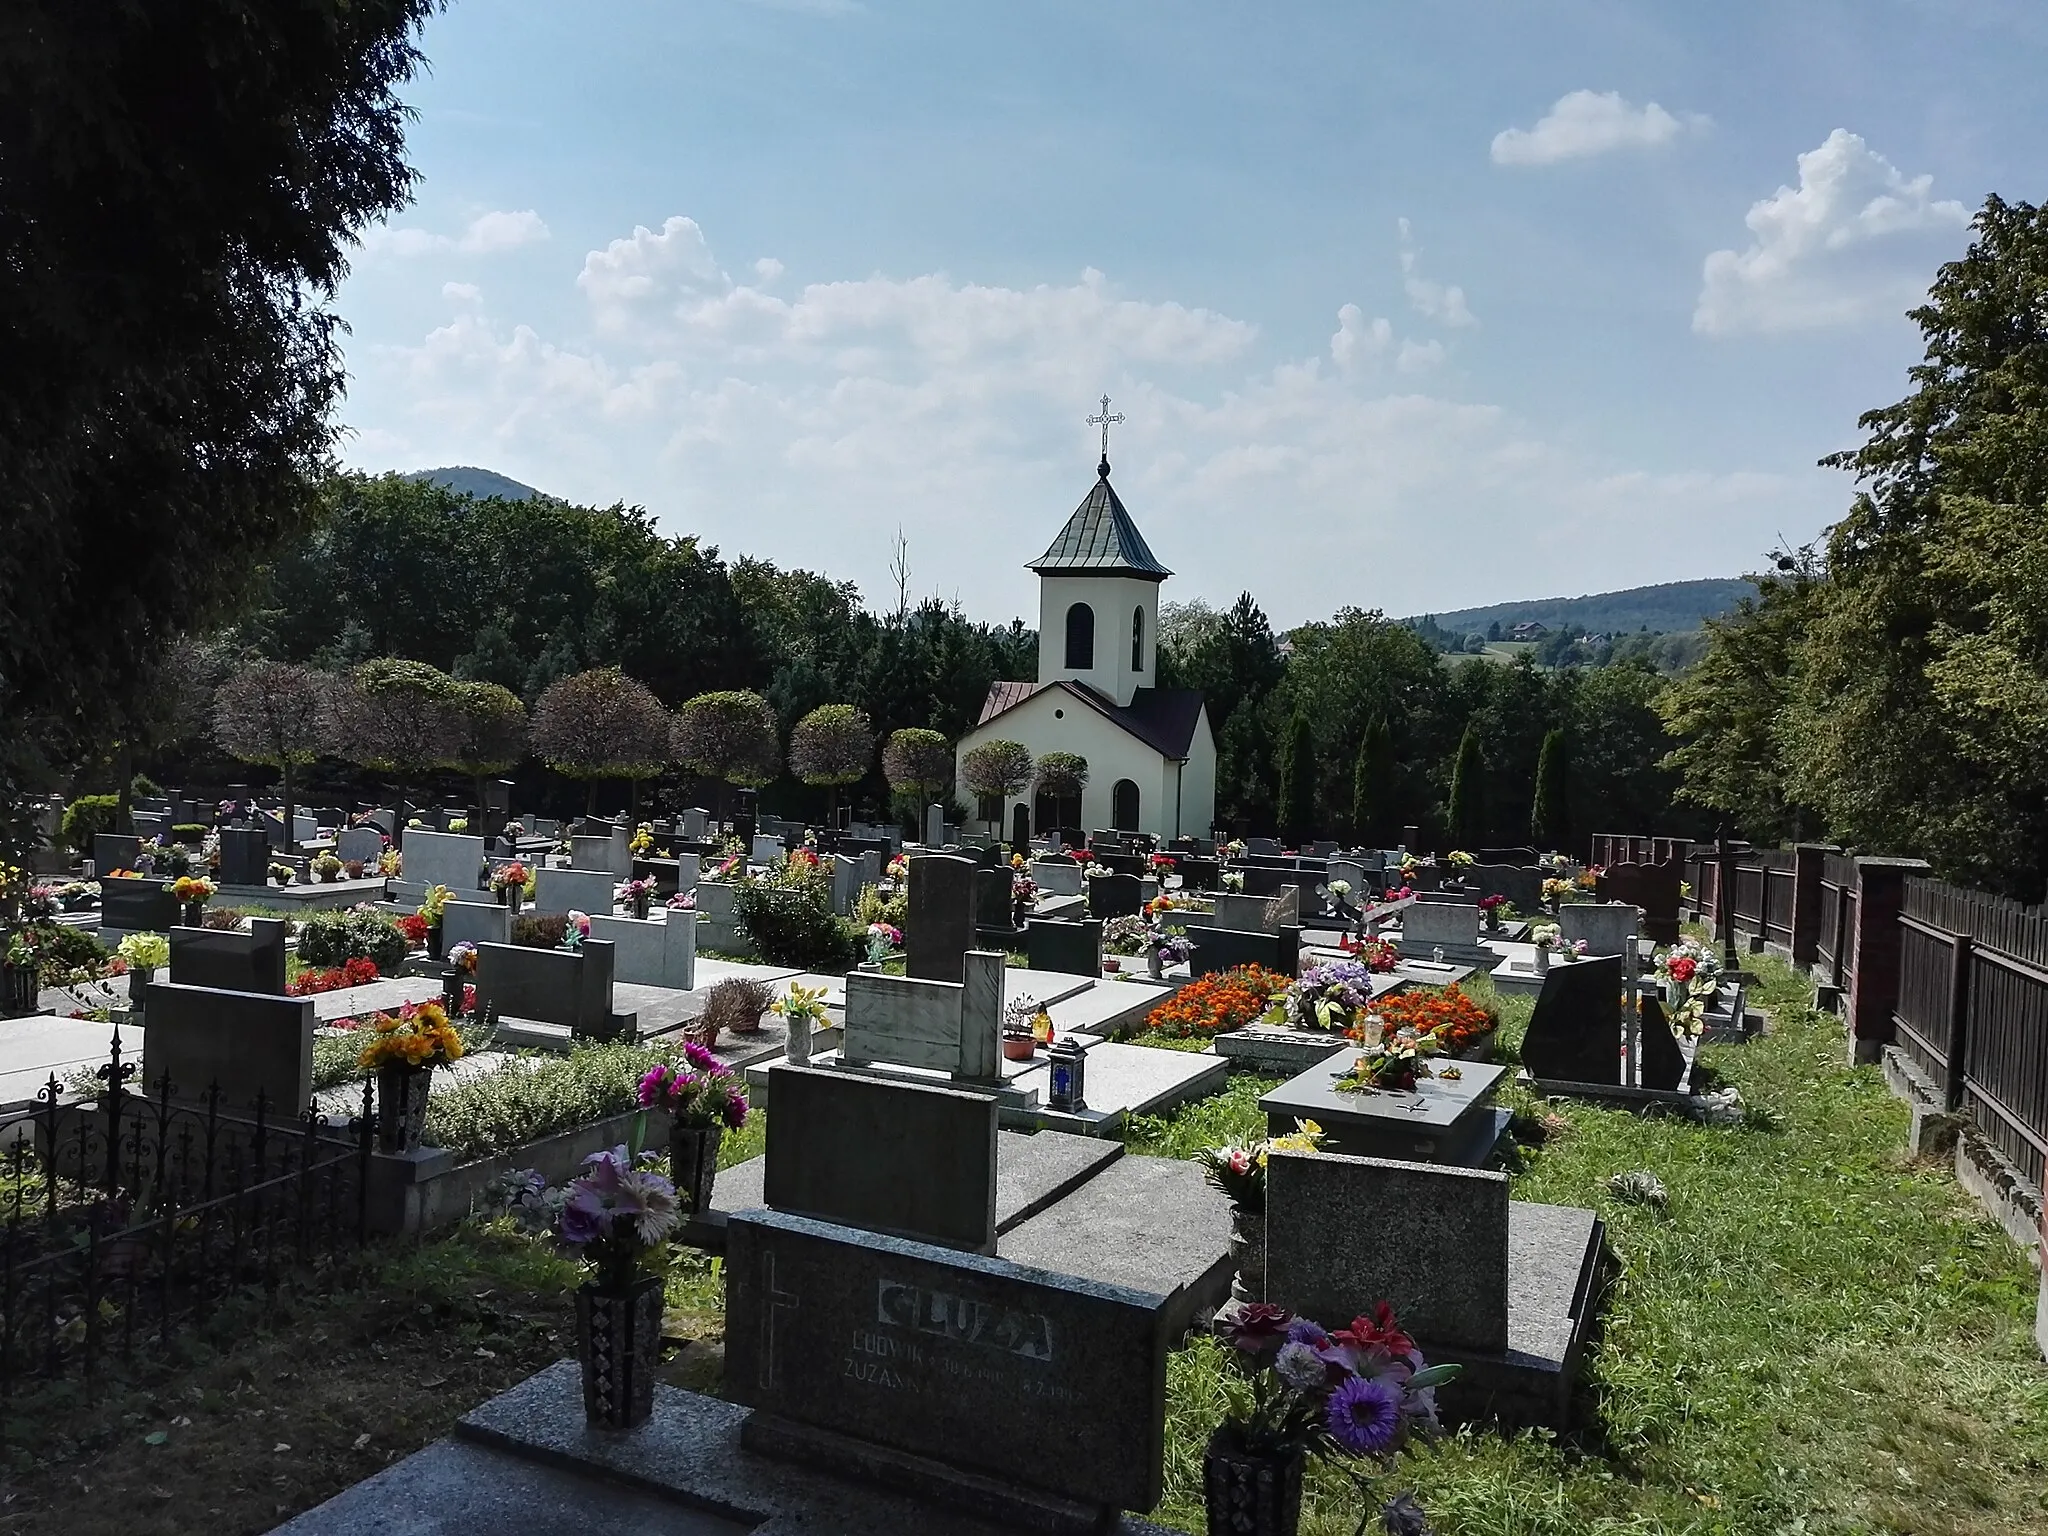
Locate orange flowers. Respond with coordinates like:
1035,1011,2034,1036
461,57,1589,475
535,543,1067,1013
357,1000,465,1072
1147,965,1291,1039
1359,985,1496,1054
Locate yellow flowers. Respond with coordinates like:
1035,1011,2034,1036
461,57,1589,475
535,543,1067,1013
357,1001,464,1071
1259,1119,1325,1165
770,982,830,1025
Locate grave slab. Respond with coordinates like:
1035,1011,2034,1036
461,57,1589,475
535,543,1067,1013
0,1015,137,1110
1003,1041,1227,1137
689,1128,1122,1253
1259,1058,1510,1167
995,1153,1233,1338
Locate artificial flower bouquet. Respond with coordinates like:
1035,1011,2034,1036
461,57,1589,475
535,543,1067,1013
1220,870,1246,892
667,889,697,910
490,860,532,895
1195,1121,1323,1213
864,921,902,966
769,981,830,1035
562,909,593,949
1336,934,1401,972
550,1146,683,1292
1656,939,1723,1035
169,875,216,906
637,1042,749,1130
1335,1032,1443,1095
419,884,452,924
446,940,479,974
1212,1301,1456,1460
1445,850,1474,870
116,932,169,973
395,912,431,948
1268,960,1380,1034
356,1000,465,1072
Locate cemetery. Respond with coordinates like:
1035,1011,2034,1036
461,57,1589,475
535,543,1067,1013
7,9,2048,1533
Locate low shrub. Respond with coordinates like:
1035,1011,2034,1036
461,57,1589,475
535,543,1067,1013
129,773,162,800
15,924,109,985
852,881,906,931
60,795,119,858
171,823,209,843
733,880,855,971
423,1040,675,1163
510,913,569,949
296,908,407,971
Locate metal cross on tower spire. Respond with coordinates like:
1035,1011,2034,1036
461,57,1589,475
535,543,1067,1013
1086,394,1124,475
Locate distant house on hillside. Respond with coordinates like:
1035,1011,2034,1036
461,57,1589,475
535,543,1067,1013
1508,620,1548,640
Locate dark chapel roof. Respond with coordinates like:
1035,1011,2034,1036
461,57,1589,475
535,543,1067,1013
1026,465,1172,580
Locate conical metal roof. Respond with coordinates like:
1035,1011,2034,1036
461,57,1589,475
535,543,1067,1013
1027,462,1172,580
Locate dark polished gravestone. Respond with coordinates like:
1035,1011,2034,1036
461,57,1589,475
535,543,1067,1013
1519,956,1625,1086
726,1207,1170,1527
474,938,629,1043
905,853,978,983
1085,871,1145,921
216,825,272,888
1597,860,1685,946
98,875,179,936
92,833,143,875
973,866,1020,944
762,1066,999,1254
141,982,317,1114
168,919,288,995
1188,922,1300,977
1027,917,1103,978
1635,993,1688,1093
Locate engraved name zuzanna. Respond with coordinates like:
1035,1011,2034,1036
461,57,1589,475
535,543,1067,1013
875,1279,1055,1362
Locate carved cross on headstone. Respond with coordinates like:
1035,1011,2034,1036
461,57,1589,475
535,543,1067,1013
756,1248,800,1391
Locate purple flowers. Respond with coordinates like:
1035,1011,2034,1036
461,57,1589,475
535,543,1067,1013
1325,1373,1404,1455
637,1048,750,1131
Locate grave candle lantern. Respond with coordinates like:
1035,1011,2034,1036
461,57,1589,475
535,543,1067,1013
1047,1037,1086,1113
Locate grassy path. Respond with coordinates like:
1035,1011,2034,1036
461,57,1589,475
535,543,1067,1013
1136,951,2048,1535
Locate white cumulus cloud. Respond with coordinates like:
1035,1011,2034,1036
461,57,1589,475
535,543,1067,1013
362,209,550,258
342,213,1829,622
1398,218,1476,328
1491,90,1699,166
1694,129,1971,336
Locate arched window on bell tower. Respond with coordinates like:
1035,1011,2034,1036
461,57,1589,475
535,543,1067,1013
1132,606,1145,673
1065,602,1095,669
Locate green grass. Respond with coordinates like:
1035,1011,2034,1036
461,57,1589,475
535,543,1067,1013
1131,947,2048,1535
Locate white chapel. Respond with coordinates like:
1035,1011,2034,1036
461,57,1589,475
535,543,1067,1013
953,414,1217,842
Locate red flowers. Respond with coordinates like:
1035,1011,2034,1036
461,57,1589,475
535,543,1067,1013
289,956,381,995
395,913,430,945
1330,1302,1415,1359
1667,955,1697,983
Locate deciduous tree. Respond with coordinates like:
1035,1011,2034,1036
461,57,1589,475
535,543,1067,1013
211,661,334,849
788,704,875,829
531,668,672,817
673,690,781,820
959,740,1033,838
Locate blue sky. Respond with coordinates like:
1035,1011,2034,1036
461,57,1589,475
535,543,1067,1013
334,0,2043,626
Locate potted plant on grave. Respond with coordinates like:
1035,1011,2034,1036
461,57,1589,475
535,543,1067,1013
1654,940,1722,1035
169,874,216,928
637,1043,749,1217
1220,870,1246,893
357,1000,465,1152
1148,928,1192,980
116,932,168,1004
2,930,40,1015
1529,923,1561,973
267,860,297,887
690,975,775,1048
491,860,531,914
1204,1302,1456,1536
310,851,344,884
551,1146,682,1429
1002,994,1050,1061
621,876,657,920
1196,1121,1322,1303
418,884,452,959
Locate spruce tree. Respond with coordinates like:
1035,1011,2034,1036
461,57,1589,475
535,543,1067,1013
1278,711,1316,846
1446,724,1484,850
1531,727,1569,851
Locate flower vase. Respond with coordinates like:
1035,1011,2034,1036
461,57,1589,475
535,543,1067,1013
503,886,523,914
181,901,205,929
427,919,445,961
1485,908,1500,933
375,1063,433,1152
1146,948,1163,980
670,1122,723,1216
632,894,651,920
576,1276,664,1429
1202,1427,1303,1536
440,966,465,1016
857,960,881,972
127,966,154,1005
1228,1207,1265,1304
1533,947,1551,975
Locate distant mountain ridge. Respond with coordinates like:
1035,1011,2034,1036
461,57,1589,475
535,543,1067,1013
405,466,546,501
1406,578,1756,637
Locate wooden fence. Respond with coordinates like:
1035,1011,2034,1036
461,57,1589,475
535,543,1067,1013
1601,833,2047,1193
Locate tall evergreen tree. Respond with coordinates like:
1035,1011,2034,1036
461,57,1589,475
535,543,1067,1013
1278,711,1316,846
1447,724,1485,850
1350,716,1394,846
1531,727,1569,851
